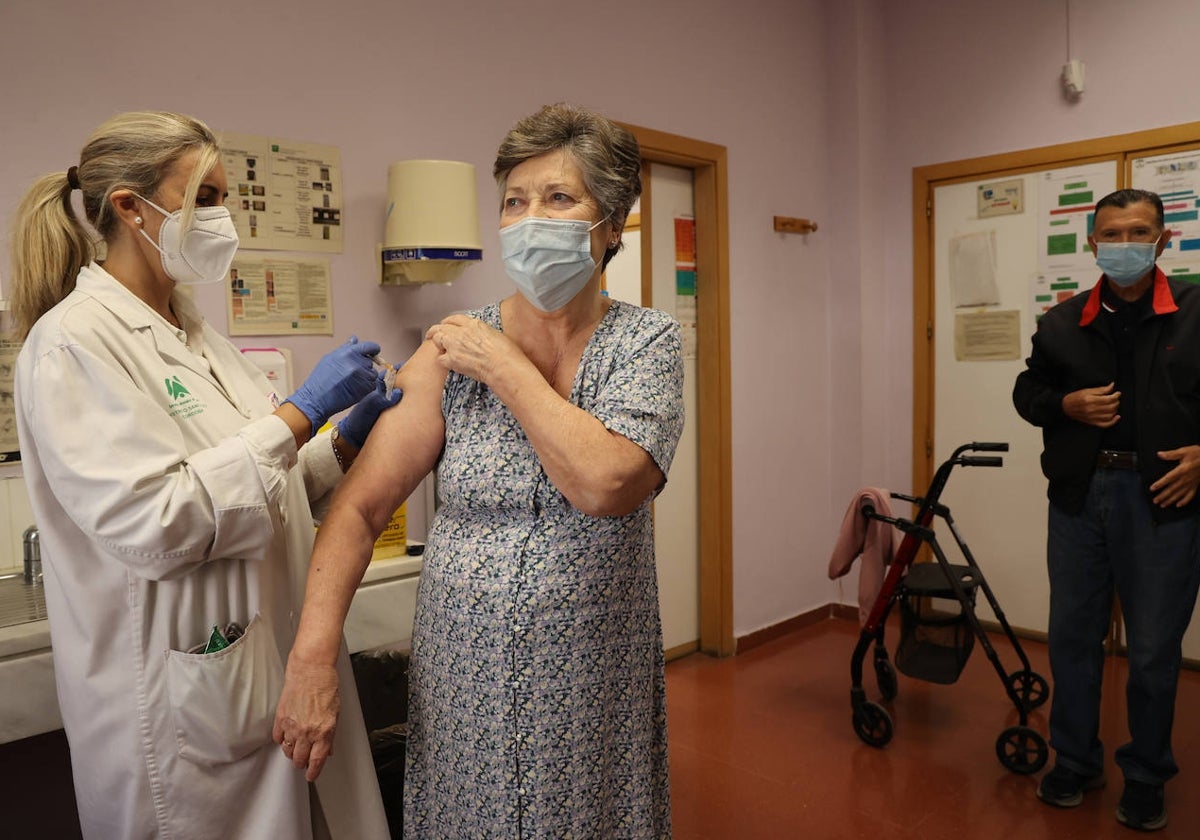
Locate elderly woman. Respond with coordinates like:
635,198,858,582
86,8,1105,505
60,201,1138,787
275,103,684,838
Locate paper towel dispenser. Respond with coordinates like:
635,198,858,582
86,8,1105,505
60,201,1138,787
380,160,482,285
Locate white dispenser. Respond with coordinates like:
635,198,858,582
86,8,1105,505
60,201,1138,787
380,160,482,285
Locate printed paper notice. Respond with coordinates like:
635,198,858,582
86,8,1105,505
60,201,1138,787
949,231,1000,308
674,217,698,359
953,310,1021,361
227,257,333,336
978,178,1024,218
1038,162,1116,273
1031,271,1091,322
217,131,343,253
1131,151,1200,258
0,333,20,461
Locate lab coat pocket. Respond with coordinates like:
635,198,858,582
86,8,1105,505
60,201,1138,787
165,613,285,766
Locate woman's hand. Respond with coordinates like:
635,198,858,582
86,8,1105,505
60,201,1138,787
273,655,341,782
426,314,520,386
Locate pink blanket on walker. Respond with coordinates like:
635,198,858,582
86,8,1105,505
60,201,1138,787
828,487,898,625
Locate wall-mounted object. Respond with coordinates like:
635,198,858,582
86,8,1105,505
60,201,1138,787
380,160,482,285
1061,59,1085,100
774,215,818,235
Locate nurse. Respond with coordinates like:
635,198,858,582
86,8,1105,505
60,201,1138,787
9,111,393,840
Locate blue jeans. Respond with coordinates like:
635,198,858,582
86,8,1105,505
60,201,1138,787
1047,467,1200,784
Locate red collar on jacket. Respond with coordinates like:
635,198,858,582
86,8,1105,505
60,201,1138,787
1079,266,1176,326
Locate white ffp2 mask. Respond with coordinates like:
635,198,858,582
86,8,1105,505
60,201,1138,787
500,216,605,311
136,193,239,285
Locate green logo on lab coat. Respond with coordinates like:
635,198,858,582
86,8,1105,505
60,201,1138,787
164,375,204,419
165,376,191,401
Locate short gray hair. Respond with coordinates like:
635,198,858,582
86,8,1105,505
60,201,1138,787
493,103,641,269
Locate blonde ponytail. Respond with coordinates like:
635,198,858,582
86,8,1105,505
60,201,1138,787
8,111,219,337
9,172,95,337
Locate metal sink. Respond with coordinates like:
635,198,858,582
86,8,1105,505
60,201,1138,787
0,574,48,629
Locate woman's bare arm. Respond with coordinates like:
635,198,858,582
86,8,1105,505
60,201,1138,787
273,340,446,780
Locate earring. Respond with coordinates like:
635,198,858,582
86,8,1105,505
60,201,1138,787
135,216,143,225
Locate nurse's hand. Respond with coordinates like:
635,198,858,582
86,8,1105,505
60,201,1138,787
285,336,382,437
337,370,403,449
273,657,341,782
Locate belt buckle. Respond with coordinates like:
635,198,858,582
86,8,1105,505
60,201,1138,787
1098,449,1136,470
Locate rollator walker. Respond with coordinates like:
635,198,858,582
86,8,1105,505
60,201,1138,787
847,442,1049,774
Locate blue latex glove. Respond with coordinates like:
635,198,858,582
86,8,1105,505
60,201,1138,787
285,336,381,436
337,370,403,449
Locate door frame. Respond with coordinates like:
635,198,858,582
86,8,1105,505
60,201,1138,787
623,122,734,657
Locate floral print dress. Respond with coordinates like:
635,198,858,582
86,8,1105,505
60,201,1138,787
403,300,685,839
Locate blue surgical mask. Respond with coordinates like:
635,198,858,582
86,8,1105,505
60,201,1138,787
500,216,606,311
1095,241,1158,287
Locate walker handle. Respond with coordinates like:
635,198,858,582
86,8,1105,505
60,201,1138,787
960,456,1002,467
971,442,1009,452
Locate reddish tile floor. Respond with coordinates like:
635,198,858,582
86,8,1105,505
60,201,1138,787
665,616,1200,840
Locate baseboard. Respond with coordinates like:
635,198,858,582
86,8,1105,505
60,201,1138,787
736,603,858,654
732,604,1200,672
734,602,1049,655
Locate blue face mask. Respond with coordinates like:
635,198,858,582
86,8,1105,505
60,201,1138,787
500,216,606,311
1095,241,1158,287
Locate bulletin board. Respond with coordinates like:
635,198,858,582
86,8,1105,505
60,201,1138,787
931,161,1117,637
914,121,1200,660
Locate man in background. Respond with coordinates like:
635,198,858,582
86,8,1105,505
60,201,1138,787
1013,188,1200,832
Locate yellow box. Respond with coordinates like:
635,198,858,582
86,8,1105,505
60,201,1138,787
371,502,407,561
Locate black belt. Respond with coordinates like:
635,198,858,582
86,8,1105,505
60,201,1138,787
1097,449,1138,470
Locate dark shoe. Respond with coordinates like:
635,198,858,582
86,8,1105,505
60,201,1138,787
1116,779,1167,831
1036,764,1105,807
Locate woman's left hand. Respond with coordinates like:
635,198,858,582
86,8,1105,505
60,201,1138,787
426,314,519,386
273,655,341,782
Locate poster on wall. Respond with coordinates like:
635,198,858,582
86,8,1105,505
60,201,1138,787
1030,270,1093,322
977,178,1024,218
948,230,1000,307
1037,162,1117,273
1131,150,1200,260
227,256,333,336
674,217,697,359
0,333,21,462
217,131,343,253
953,310,1021,361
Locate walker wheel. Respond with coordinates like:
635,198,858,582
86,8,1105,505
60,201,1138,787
1006,670,1049,711
852,701,893,747
874,658,898,702
996,725,1047,774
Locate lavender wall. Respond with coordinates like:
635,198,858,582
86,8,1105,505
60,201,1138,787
6,0,1198,639
0,0,835,638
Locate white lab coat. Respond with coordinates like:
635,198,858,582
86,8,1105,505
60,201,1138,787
14,264,389,840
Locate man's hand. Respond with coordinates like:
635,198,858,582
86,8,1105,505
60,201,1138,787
1151,445,1200,508
1062,382,1121,428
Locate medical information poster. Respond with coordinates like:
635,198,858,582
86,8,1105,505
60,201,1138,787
217,131,343,253
1131,150,1200,261
0,333,20,461
1037,162,1116,273
227,257,333,336
674,217,698,359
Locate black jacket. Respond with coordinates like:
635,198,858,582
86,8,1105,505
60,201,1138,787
1012,268,1200,521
